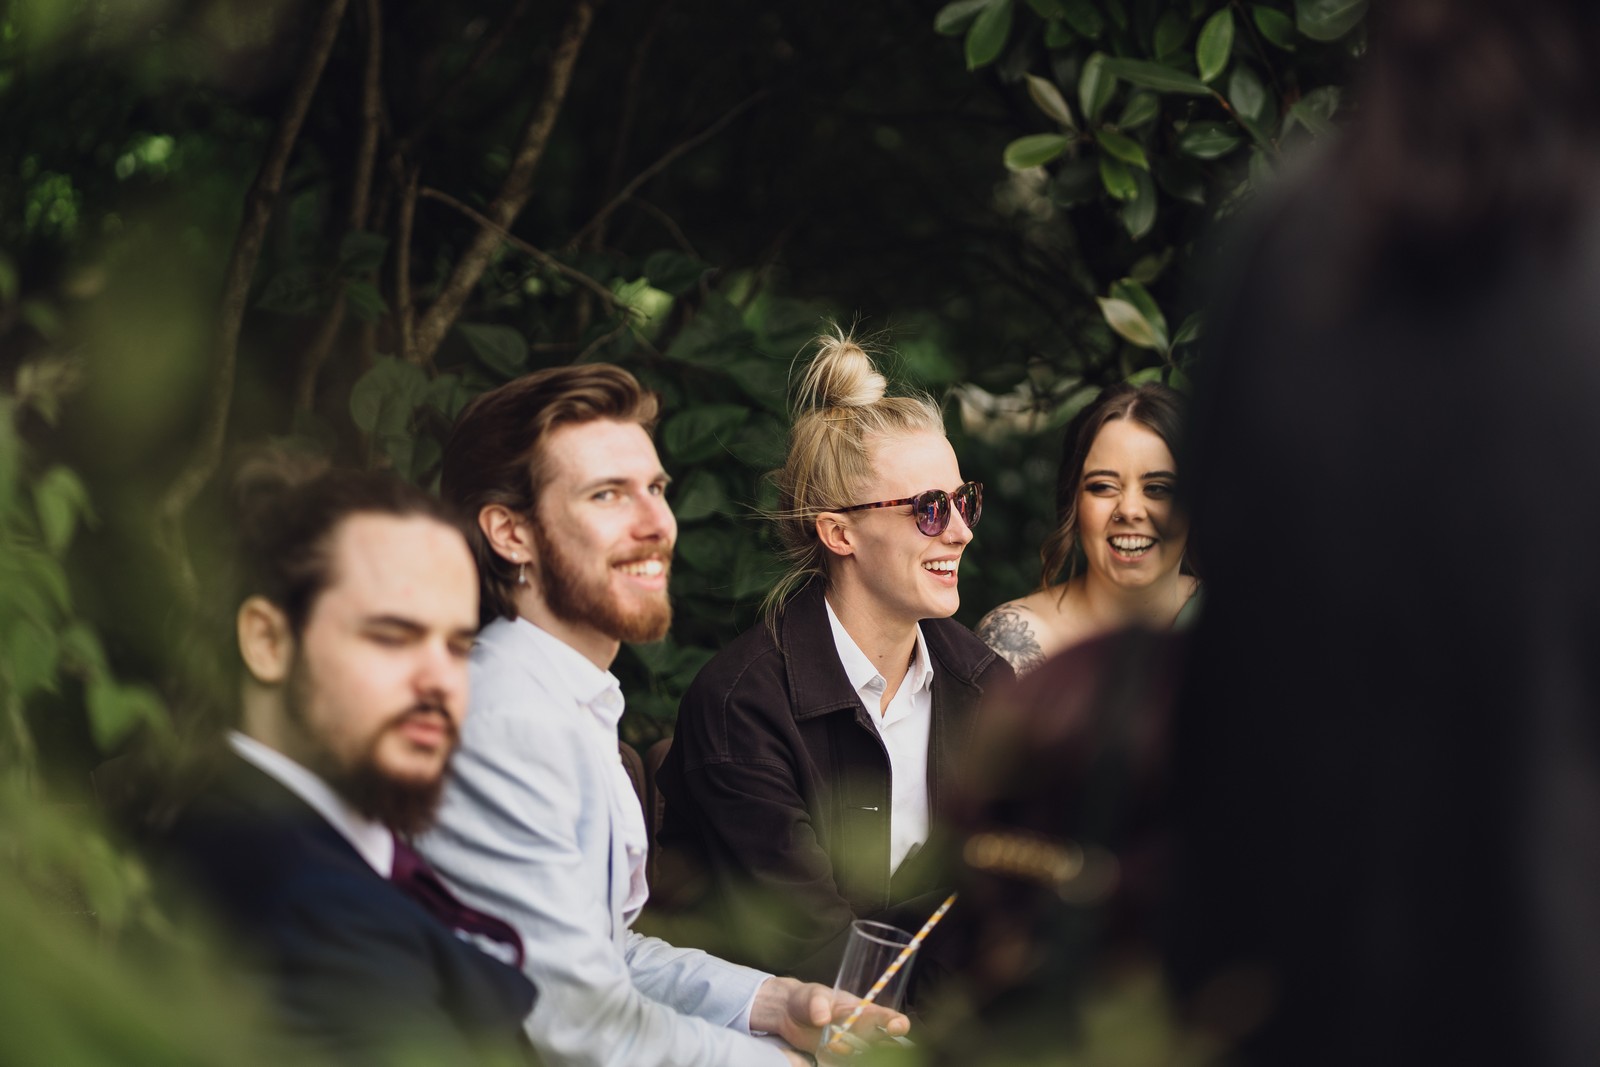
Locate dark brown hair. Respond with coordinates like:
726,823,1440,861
439,364,660,625
1038,382,1186,591
234,453,468,636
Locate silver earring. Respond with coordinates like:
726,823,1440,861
518,560,528,586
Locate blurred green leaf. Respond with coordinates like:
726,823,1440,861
1119,168,1157,239
1296,0,1366,42
1096,296,1164,351
86,677,165,751
1173,311,1204,347
1152,10,1189,58
1116,91,1160,129
667,296,754,366
1287,86,1341,135
342,278,387,322
1079,53,1115,123
0,253,17,304
4,621,60,702
1098,156,1138,201
934,0,990,35
1101,58,1211,96
1253,4,1298,49
1196,8,1235,83
643,250,711,297
349,356,428,435
59,622,108,676
662,405,750,464
1044,19,1076,47
256,266,323,316
1025,73,1076,130
455,322,528,378
965,0,1013,69
1109,278,1169,348
673,469,728,522
1228,65,1268,123
1024,0,1067,17
1177,121,1243,159
1061,0,1104,37
32,465,93,555
338,231,389,275
1005,133,1073,170
1095,129,1149,170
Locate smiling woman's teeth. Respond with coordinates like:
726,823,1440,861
1109,536,1155,556
617,559,665,577
923,560,958,574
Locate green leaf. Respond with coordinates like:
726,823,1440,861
1228,65,1268,123
642,250,711,296
1078,52,1115,123
349,356,428,435
1152,10,1189,58
32,465,92,555
0,252,18,303
255,266,323,316
1252,5,1297,49
1100,57,1211,96
1096,296,1164,351
1129,248,1173,284
965,0,1013,69
1119,168,1158,240
86,678,166,751
1044,19,1076,47
455,322,529,378
1061,0,1104,37
661,404,750,464
59,622,108,676
672,469,728,522
1248,146,1275,186
935,0,991,35
342,278,387,322
1286,86,1341,135
338,230,389,275
1295,0,1366,42
1005,133,1073,170
1156,158,1208,204
1025,73,1076,130
1196,7,1234,83
1110,278,1169,348
1095,129,1149,170
1173,311,1204,347
1024,0,1066,16
5,621,60,701
667,295,754,366
1098,156,1138,201
1117,91,1161,129
1178,120,1243,159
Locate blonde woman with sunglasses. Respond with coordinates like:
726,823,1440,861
655,328,1012,986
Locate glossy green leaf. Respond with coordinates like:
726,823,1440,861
1228,65,1268,123
1025,73,1076,129
1110,278,1168,347
1096,296,1163,350
1078,52,1115,123
661,404,750,464
32,465,92,555
1252,4,1297,49
1196,8,1235,83
1117,91,1161,129
455,322,529,378
1096,129,1149,170
1004,134,1073,170
934,0,990,35
1100,57,1211,96
1098,156,1138,201
1061,0,1104,37
1177,121,1243,159
1119,168,1157,240
965,0,1013,70
1295,0,1366,42
1152,10,1189,58
1173,311,1204,347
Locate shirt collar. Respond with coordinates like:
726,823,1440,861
823,597,935,697
228,731,396,877
497,615,626,726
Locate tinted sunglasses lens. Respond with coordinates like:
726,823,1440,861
955,482,983,528
913,490,950,536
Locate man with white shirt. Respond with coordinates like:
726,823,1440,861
160,465,535,1065
422,365,905,1067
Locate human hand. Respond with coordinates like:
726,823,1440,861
752,977,910,1059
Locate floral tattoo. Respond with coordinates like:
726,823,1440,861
976,607,1045,675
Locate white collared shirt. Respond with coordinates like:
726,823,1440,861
823,599,934,874
228,730,395,877
512,620,652,923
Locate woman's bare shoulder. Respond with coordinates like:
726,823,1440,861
977,591,1070,675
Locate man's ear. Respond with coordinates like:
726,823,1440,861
479,504,535,570
816,512,856,560
237,596,294,685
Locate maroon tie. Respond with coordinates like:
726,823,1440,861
390,835,525,969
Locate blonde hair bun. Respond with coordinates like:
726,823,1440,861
794,329,887,413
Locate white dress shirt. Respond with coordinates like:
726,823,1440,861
418,615,784,1067
823,599,935,874
228,730,395,876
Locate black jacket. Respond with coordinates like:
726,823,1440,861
654,581,1013,983
156,754,537,1066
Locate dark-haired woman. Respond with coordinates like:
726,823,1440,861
977,382,1197,676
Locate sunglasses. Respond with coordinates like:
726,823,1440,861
838,481,983,537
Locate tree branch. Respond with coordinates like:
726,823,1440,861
395,163,420,365
411,0,597,366
157,0,350,581
566,90,768,252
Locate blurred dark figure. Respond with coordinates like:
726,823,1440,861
1169,2,1600,1064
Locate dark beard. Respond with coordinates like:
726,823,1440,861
531,515,672,644
285,661,457,837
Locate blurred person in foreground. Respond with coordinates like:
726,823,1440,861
654,330,1011,987
156,462,536,1065
420,364,906,1067
977,383,1198,676
1169,1,1600,1063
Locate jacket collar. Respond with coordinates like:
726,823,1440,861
779,581,997,721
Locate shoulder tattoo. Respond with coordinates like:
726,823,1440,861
976,607,1046,675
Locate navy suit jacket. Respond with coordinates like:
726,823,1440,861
159,755,537,1066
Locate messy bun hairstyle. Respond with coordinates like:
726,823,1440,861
764,327,946,616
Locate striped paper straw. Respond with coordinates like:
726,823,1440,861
829,893,958,1046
